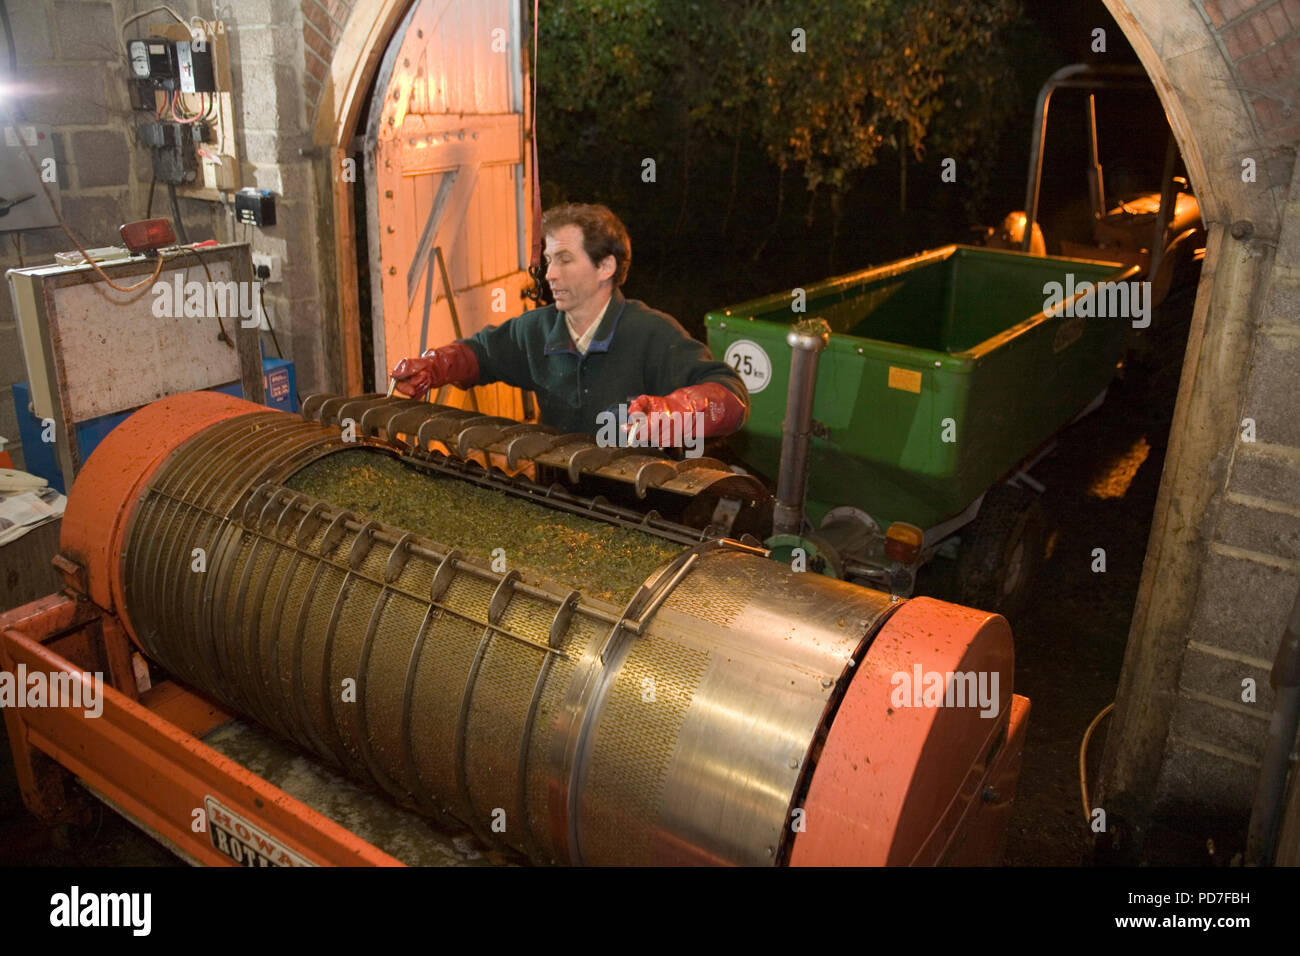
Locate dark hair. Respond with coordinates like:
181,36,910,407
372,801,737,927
541,203,631,286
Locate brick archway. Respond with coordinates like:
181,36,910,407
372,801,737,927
304,0,418,395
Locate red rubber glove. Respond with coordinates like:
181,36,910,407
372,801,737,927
625,382,747,445
390,342,480,399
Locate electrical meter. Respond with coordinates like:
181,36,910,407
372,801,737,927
128,39,151,78
126,38,176,84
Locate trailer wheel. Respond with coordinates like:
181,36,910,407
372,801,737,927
954,483,1046,620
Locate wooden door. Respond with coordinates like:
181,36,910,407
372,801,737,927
365,0,532,419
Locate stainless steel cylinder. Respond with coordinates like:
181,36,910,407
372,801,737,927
114,403,896,865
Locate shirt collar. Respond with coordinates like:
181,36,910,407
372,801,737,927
565,297,608,355
545,288,627,355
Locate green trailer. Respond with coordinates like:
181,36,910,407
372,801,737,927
705,244,1139,616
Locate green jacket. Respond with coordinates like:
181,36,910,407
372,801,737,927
459,289,749,435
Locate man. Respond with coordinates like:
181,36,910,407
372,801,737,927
389,203,748,449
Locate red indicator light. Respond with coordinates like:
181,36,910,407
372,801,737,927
120,218,177,252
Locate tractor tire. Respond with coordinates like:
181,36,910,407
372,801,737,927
953,482,1047,621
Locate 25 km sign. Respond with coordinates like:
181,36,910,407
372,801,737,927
723,340,772,394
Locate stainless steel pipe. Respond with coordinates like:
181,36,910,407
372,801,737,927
773,319,831,536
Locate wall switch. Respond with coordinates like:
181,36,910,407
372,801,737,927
251,252,281,283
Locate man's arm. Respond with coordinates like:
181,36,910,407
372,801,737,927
458,315,540,391
631,313,750,437
390,313,539,398
641,315,745,399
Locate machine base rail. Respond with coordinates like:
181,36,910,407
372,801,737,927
1,594,401,867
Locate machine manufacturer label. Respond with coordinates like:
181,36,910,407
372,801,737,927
203,795,317,867
887,366,922,393
723,339,772,394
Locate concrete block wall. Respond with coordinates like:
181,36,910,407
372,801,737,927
0,0,225,470
218,0,330,395
1155,150,1300,823
0,0,339,471
1143,0,1300,827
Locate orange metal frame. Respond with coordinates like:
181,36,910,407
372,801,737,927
1,593,402,867
10,390,1028,866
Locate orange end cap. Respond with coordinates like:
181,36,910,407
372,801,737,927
60,391,267,615
790,596,1015,866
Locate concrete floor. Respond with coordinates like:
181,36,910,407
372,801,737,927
1000,350,1185,865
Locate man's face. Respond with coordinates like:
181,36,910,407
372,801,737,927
544,224,615,317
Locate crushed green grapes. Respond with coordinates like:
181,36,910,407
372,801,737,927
284,449,682,605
